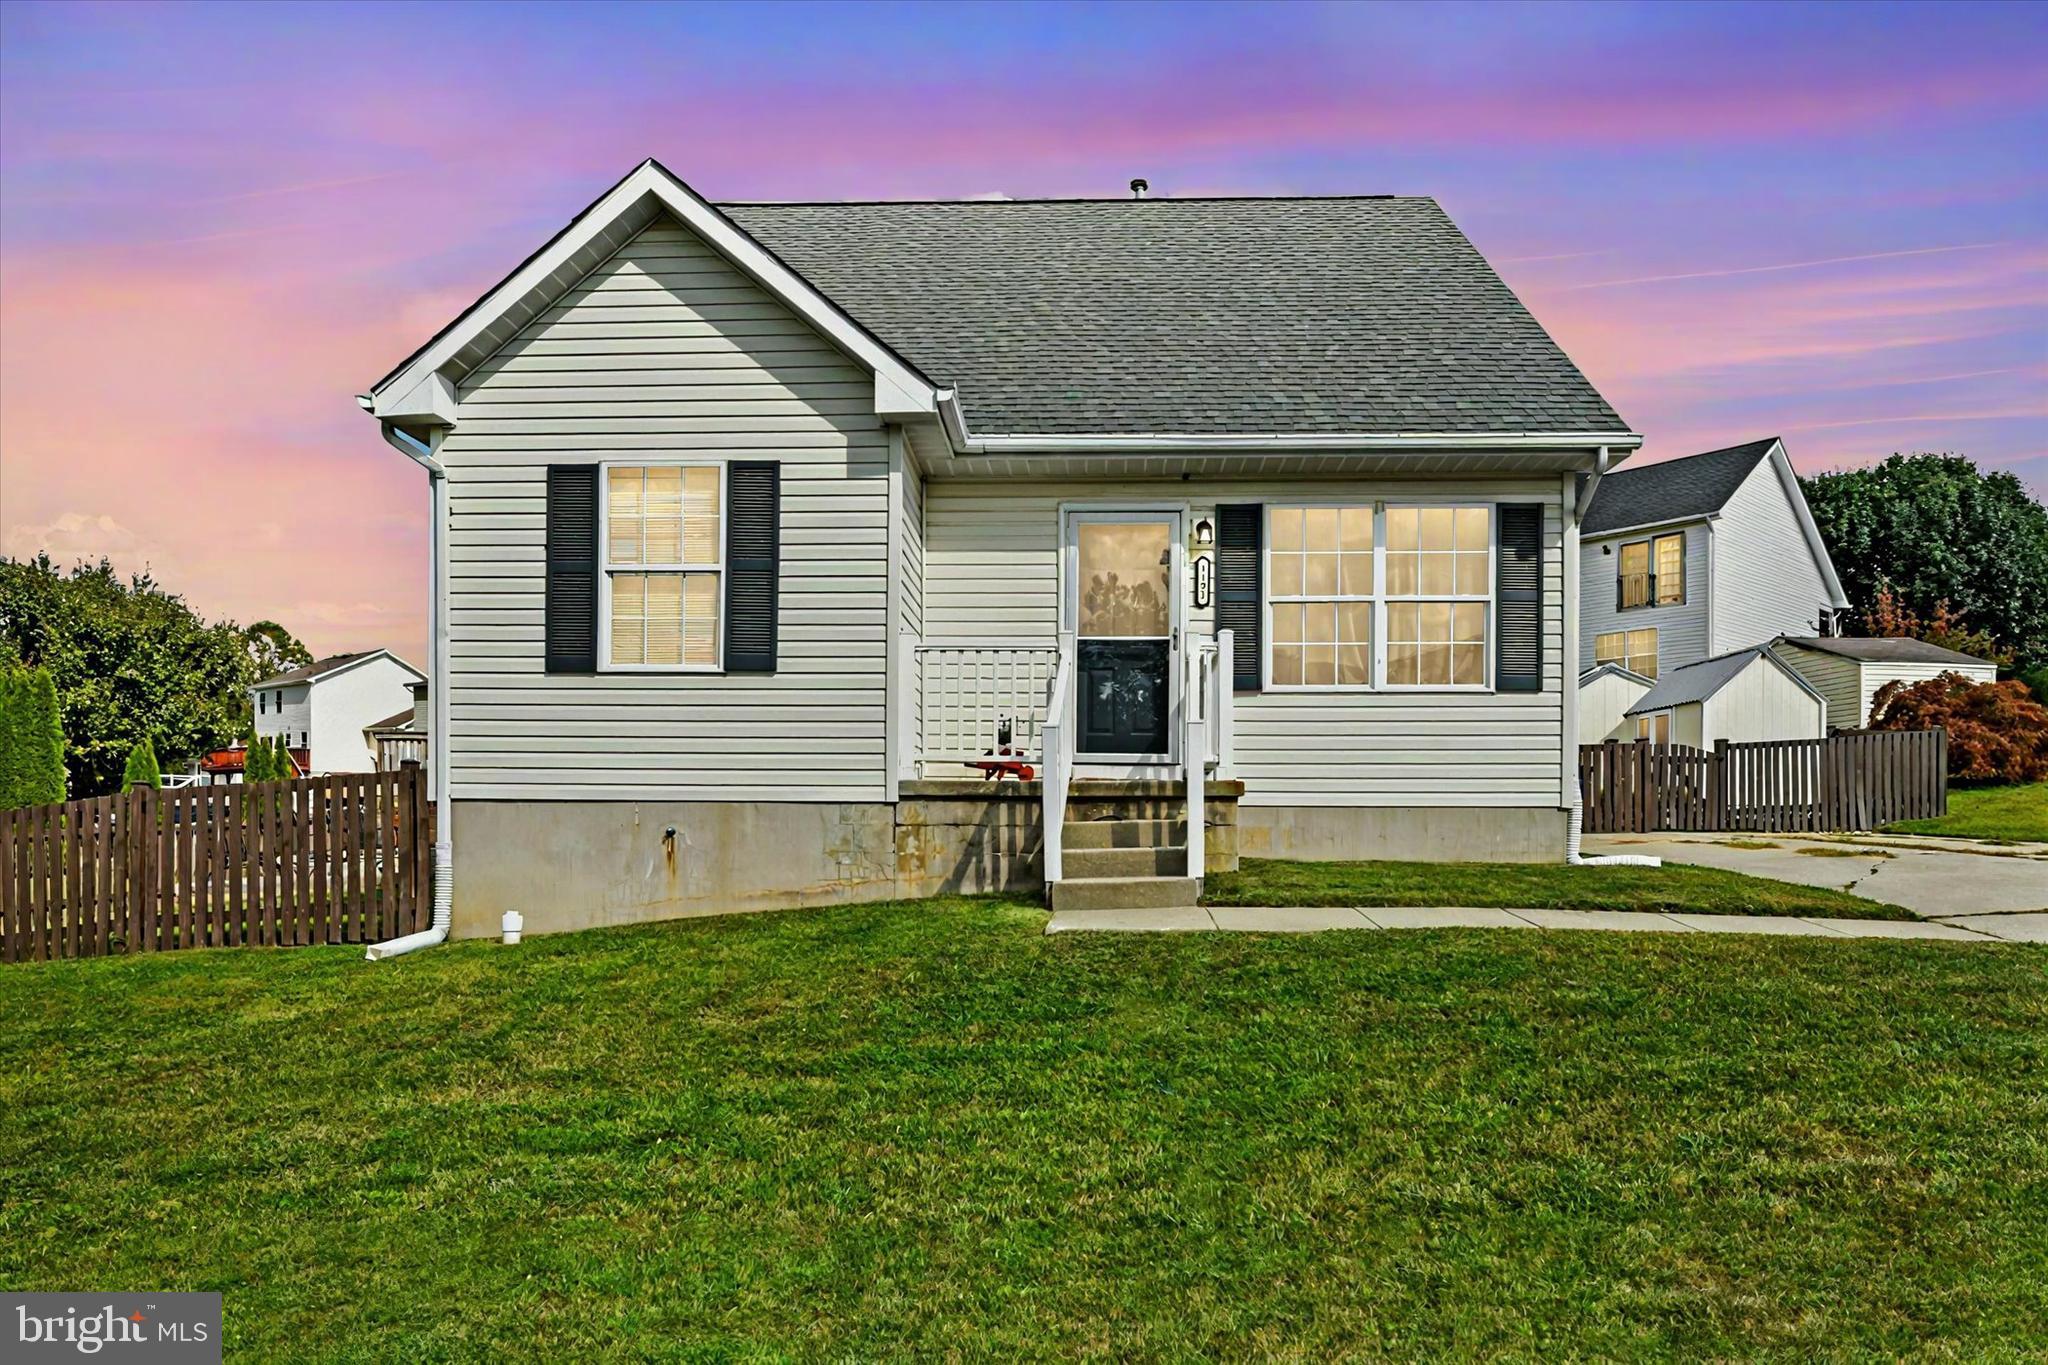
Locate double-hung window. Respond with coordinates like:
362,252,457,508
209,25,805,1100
1265,503,1493,690
1618,531,1684,609
1384,506,1491,688
602,463,723,670
1267,506,1374,687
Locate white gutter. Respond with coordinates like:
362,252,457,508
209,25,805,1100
363,411,455,960
935,389,1640,455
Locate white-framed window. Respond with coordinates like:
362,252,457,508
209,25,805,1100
1595,627,1658,678
1264,502,1493,691
1618,531,1684,609
1267,505,1375,688
1383,505,1492,689
600,462,725,671
1636,712,1671,744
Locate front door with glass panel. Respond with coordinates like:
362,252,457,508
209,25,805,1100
1066,512,1180,759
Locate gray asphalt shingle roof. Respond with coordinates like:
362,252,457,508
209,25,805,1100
253,651,378,689
1582,438,1778,536
719,197,1627,437
1775,636,1994,667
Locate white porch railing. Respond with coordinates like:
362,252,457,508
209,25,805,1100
907,641,1063,768
897,630,1232,891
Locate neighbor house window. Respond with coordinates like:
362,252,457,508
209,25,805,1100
1595,628,1659,678
1636,712,1671,744
1265,503,1491,690
1618,532,1684,609
602,463,723,669
1267,505,1374,688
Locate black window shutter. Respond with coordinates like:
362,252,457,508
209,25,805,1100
1496,503,1544,693
1216,503,1263,692
544,465,599,674
724,461,780,673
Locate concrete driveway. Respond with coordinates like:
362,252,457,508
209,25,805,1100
1582,832,2047,932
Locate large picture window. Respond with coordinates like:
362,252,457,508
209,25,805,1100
1265,503,1493,691
602,463,723,669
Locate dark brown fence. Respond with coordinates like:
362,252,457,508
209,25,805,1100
0,766,431,963
1580,729,1946,834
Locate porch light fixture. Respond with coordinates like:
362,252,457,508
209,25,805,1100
1193,517,1214,548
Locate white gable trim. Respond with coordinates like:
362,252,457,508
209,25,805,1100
364,159,936,424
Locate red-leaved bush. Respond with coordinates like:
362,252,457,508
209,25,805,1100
1868,672,2048,784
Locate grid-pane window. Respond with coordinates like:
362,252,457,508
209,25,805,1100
604,465,722,668
1267,506,1373,688
1594,627,1658,678
1618,541,1651,608
1653,533,1684,605
1383,505,1491,688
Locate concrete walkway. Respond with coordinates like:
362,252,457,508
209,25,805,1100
1582,832,2048,919
1047,904,2037,941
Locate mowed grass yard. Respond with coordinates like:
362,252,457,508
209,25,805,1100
1206,857,1921,919
3,897,2045,1358
1885,781,2048,843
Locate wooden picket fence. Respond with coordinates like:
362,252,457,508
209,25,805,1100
0,766,431,963
1580,729,1947,834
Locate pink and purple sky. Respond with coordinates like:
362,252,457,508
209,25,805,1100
2,0,2043,662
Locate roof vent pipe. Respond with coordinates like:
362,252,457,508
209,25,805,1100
1130,178,1149,199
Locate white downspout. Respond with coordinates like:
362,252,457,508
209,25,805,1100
366,419,457,958
1565,446,1660,868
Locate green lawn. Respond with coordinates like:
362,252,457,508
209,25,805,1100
4,898,2044,1358
1206,857,1920,919
1884,782,2048,843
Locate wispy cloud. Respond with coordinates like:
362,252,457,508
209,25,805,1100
1562,243,2008,291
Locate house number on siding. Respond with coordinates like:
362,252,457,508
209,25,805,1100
1192,553,1214,610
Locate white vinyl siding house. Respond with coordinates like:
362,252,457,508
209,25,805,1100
251,650,424,775
441,219,892,803
364,160,1640,938
1579,438,1849,687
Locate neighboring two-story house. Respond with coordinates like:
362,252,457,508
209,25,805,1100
252,650,426,775
1576,438,1850,745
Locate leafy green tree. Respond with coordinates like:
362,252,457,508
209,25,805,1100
0,555,313,797
1801,454,2048,671
244,621,313,683
0,665,67,808
122,736,163,791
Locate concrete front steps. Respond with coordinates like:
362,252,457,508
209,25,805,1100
1050,811,1199,913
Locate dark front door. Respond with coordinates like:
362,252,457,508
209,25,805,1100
1072,516,1174,756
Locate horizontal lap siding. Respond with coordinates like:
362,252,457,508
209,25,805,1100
1772,647,1861,731
444,219,887,801
1710,458,1832,653
924,477,1567,808
1579,522,1709,674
